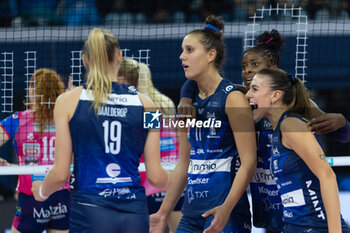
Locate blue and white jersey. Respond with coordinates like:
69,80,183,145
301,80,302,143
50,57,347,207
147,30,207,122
183,79,250,219
271,111,327,228
69,83,148,214
250,118,284,231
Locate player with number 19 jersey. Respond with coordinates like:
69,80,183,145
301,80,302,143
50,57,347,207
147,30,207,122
69,83,149,214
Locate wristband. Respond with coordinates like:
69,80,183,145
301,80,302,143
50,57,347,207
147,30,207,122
39,185,48,199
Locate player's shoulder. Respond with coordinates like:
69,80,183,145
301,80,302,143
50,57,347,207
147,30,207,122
280,115,309,132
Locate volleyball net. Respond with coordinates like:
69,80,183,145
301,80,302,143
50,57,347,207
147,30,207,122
0,2,350,178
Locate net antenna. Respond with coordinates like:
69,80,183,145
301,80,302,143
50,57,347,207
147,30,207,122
244,3,308,82
1,52,14,113
24,51,42,109
70,50,83,86
122,49,151,95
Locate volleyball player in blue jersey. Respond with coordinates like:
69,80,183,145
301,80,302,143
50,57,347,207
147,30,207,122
31,28,168,233
246,68,348,233
178,29,350,233
150,15,257,233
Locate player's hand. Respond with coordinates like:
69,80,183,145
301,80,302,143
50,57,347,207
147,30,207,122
202,204,231,233
150,212,168,233
177,97,196,120
0,158,10,166
31,181,48,202
308,113,346,134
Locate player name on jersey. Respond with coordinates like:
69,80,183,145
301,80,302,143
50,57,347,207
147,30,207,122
97,106,128,117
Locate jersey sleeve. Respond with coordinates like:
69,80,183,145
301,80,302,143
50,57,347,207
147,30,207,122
179,79,198,100
327,119,350,143
0,112,19,139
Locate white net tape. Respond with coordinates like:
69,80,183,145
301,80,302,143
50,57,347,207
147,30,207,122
0,157,348,175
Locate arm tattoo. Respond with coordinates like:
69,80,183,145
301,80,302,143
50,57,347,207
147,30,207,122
319,154,327,161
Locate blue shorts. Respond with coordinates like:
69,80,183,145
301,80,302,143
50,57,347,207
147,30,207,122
176,213,251,233
147,191,184,214
70,200,149,233
13,190,70,233
283,223,350,233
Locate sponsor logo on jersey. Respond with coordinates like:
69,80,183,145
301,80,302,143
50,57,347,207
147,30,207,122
188,158,232,175
272,147,280,155
263,120,272,129
251,168,277,185
96,163,132,184
16,206,21,216
160,137,175,152
187,177,209,185
33,203,68,222
33,124,56,132
128,86,136,92
23,143,40,156
306,180,325,220
257,186,279,197
99,187,131,198
283,210,293,218
280,189,306,207
225,85,234,92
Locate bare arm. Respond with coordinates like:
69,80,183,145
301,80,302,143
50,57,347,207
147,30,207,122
139,93,168,190
32,90,79,201
203,91,257,233
0,122,10,148
0,126,11,166
150,128,191,233
282,117,342,233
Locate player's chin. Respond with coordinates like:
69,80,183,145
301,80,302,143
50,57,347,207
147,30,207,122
252,110,264,121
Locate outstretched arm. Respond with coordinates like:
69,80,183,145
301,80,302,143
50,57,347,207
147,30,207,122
139,93,168,190
203,91,257,233
282,117,342,233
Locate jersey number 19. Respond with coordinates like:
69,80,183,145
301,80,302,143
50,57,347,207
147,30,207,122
102,120,121,154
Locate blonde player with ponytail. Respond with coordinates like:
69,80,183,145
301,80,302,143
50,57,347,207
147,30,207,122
32,28,168,232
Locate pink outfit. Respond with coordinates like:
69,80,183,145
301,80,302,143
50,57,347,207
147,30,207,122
140,123,179,196
7,110,69,196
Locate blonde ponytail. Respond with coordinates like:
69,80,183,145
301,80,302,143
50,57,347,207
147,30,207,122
138,62,175,116
84,28,120,113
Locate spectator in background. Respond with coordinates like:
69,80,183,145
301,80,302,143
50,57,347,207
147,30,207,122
12,0,60,26
233,0,270,21
145,0,188,24
200,0,233,22
336,0,350,20
61,0,101,26
306,0,336,21
0,0,17,27
97,0,149,25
